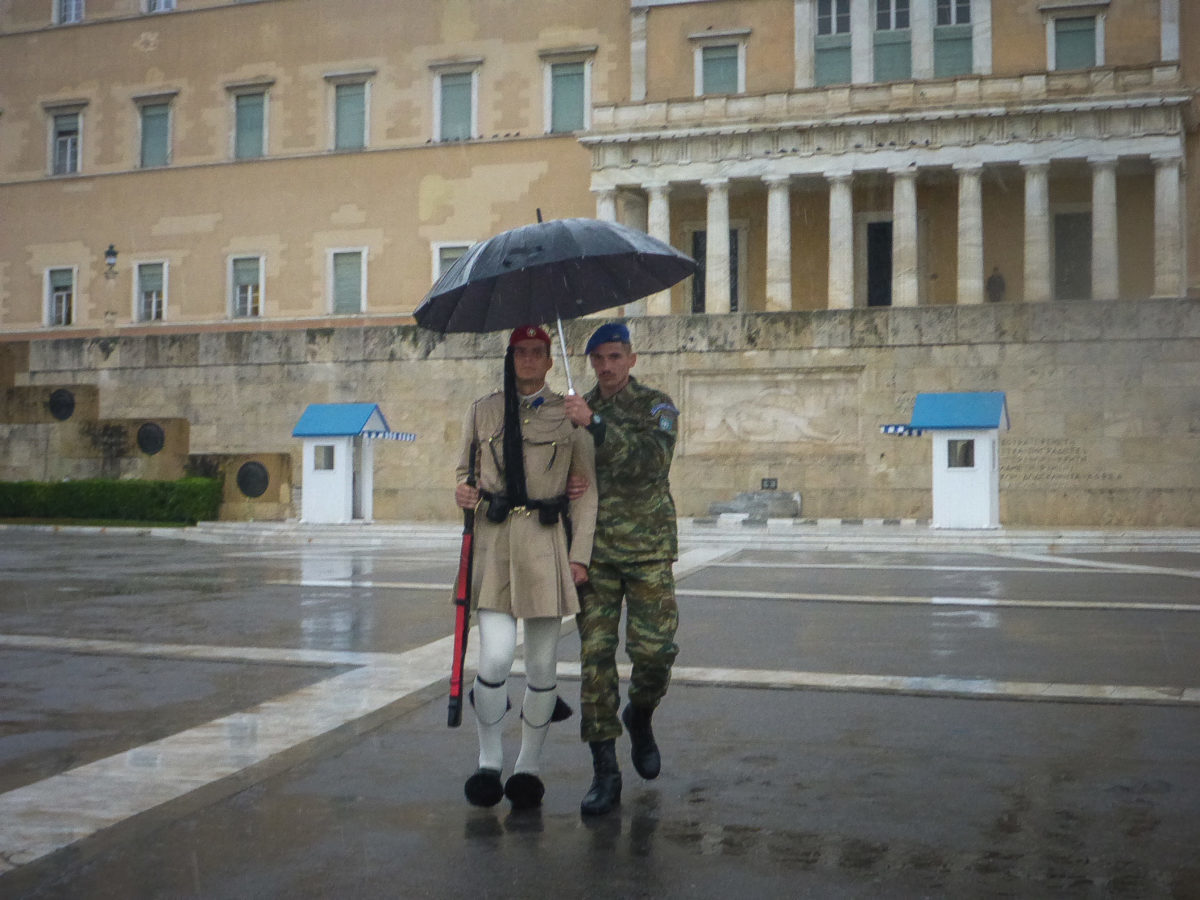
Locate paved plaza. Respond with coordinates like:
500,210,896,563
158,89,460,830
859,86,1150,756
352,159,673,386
1,521,1198,899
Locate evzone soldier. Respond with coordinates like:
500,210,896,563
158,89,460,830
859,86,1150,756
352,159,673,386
454,325,598,809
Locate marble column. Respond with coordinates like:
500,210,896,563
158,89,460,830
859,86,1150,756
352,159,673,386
645,182,673,315
764,175,792,312
1090,156,1119,300
703,178,731,314
594,187,617,222
891,167,919,307
955,163,984,305
1152,154,1184,298
1022,161,1051,302
827,172,854,310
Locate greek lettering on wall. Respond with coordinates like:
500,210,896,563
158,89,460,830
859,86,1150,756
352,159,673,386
999,438,1122,485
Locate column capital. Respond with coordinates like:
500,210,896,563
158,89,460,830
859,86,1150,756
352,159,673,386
826,170,854,184
1087,155,1119,170
701,177,730,190
591,186,617,198
642,181,671,194
762,173,792,187
1019,159,1051,172
953,161,984,174
1150,152,1184,167
888,164,919,179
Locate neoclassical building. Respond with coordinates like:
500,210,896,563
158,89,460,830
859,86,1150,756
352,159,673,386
0,1,1197,525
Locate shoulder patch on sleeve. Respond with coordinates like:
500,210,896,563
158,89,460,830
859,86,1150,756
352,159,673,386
650,402,678,434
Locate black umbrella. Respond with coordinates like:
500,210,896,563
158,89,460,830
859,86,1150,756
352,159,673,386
414,215,697,392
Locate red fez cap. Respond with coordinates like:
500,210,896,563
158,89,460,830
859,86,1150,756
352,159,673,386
509,325,551,348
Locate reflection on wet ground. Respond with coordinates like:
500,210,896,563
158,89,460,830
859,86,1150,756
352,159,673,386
1,529,1198,898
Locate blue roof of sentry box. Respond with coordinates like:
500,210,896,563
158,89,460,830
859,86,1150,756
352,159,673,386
910,392,1009,430
292,403,390,437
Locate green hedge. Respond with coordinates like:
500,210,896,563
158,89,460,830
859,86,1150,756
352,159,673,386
0,478,222,524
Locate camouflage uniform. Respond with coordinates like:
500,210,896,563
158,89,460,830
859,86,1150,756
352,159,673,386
576,375,679,743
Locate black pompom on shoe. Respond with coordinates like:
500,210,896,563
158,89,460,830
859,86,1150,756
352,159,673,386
504,772,545,810
465,768,504,807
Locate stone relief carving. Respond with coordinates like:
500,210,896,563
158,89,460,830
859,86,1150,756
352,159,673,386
681,369,861,455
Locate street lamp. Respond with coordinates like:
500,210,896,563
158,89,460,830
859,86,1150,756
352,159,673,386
104,244,118,278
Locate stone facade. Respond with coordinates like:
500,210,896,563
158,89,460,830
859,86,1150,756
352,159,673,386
6,298,1198,526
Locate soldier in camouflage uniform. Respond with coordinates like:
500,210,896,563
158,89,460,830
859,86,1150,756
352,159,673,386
565,321,679,817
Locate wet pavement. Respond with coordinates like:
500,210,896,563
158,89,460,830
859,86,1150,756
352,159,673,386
1,523,1198,898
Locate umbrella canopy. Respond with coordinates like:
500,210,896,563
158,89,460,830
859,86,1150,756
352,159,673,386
413,217,697,335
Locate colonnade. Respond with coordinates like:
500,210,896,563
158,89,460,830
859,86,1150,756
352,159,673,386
594,153,1185,312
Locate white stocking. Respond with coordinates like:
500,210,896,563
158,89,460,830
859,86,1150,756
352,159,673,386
513,616,563,775
474,610,517,771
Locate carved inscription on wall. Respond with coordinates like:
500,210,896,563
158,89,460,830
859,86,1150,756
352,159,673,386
681,368,862,456
1000,438,1123,485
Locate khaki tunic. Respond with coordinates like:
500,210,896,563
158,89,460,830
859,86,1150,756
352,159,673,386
456,389,597,619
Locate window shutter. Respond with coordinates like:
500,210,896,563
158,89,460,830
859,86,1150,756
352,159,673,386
233,257,259,287
332,252,362,313
335,83,366,149
141,104,170,167
702,45,739,95
1055,17,1096,70
874,30,912,81
139,263,164,293
550,63,585,133
235,93,264,158
50,269,74,289
815,34,852,85
440,72,473,140
934,25,973,77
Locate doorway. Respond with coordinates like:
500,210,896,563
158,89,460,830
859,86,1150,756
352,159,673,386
1054,211,1092,300
866,220,893,307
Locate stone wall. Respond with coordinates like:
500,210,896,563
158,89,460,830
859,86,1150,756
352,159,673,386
7,298,1199,526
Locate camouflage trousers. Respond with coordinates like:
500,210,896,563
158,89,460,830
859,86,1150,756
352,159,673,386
575,558,679,743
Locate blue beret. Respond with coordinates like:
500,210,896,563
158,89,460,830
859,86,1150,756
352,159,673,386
585,322,631,355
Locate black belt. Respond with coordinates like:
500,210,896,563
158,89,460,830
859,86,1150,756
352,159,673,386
479,491,568,526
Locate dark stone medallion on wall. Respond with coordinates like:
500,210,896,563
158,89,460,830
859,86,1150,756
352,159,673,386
236,461,270,498
48,389,75,421
136,422,166,455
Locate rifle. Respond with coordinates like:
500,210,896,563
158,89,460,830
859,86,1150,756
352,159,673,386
447,436,477,728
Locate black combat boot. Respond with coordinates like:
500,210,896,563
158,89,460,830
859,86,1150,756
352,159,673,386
622,702,661,780
580,739,622,816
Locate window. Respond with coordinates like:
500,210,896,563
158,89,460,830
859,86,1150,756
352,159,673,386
1054,16,1097,70
948,439,975,468
234,91,266,159
876,0,910,30
934,0,973,76
315,445,335,470
331,250,365,314
936,0,970,25
815,0,851,85
548,61,587,133
51,112,80,175
434,243,470,280
139,102,171,167
334,82,367,150
700,45,741,95
690,228,743,313
47,268,74,326
136,262,166,321
231,256,262,317
56,0,83,24
437,70,476,141
874,0,912,81
818,0,850,35
146,0,174,11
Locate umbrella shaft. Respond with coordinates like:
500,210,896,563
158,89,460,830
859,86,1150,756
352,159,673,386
555,317,576,395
